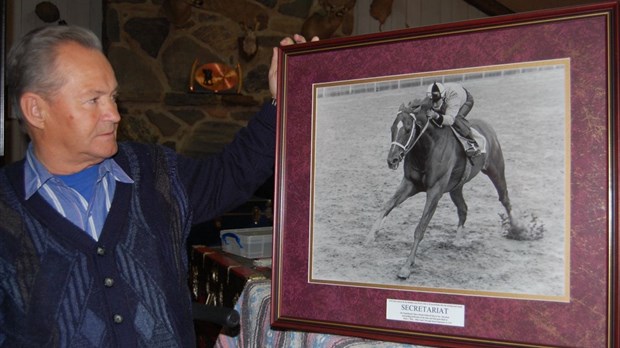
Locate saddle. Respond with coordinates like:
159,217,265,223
450,127,488,189
450,127,487,156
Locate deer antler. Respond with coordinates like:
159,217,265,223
239,19,260,61
302,0,357,39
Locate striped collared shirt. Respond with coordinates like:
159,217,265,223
24,145,134,241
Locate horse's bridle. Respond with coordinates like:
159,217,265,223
390,110,430,157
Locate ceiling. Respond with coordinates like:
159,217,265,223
464,0,611,15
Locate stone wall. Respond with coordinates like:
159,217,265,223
104,0,328,157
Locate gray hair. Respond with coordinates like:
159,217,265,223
6,25,103,122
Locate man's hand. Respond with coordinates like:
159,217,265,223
268,34,319,100
426,108,444,126
426,108,440,120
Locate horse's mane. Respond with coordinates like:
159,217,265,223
401,97,431,114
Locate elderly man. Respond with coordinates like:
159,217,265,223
0,25,314,347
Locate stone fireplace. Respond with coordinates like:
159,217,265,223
104,0,321,157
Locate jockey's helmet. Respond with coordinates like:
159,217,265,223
427,82,445,102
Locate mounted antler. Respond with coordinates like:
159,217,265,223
301,0,356,39
239,19,260,61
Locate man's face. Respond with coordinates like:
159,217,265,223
432,98,444,110
36,42,120,172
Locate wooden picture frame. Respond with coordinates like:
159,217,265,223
271,2,620,347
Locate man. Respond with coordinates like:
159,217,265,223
426,81,480,156
0,25,314,347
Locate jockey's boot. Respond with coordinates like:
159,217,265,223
465,137,481,157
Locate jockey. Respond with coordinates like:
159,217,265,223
426,82,480,157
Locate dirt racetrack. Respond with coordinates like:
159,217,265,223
310,66,568,299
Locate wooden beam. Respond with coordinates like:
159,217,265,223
463,0,514,16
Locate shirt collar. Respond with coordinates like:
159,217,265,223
24,144,134,199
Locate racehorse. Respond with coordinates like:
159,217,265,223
365,98,514,279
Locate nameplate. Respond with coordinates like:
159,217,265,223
386,299,465,327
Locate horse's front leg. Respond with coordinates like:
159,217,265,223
365,178,416,245
397,186,443,279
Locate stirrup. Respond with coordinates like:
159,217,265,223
465,144,481,157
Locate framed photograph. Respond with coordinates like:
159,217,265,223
271,2,619,347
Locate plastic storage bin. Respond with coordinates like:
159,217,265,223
220,226,273,259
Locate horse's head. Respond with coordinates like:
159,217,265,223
387,102,420,170
386,98,435,170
